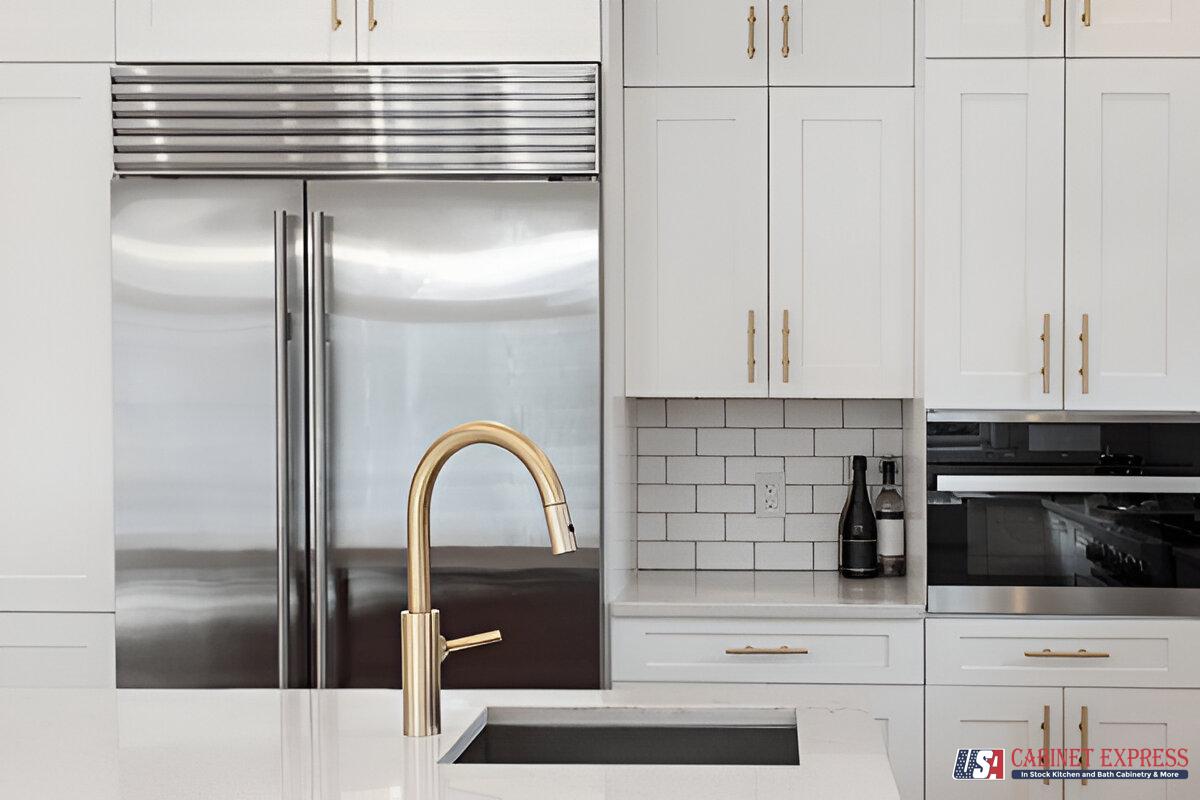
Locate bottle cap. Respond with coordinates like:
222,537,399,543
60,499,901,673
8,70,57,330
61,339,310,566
851,455,867,471
880,459,896,485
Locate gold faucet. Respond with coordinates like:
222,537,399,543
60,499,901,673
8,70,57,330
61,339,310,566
401,420,577,736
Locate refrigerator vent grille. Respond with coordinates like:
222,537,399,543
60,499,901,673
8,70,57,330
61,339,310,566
111,64,599,176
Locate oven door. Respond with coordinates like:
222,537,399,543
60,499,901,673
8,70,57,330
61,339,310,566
927,475,1200,614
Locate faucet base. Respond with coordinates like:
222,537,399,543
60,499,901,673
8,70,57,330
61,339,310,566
401,609,442,736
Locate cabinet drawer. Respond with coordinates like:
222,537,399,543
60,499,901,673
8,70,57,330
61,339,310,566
625,0,767,87
927,618,1200,688
612,617,923,684
0,613,115,687
926,0,1066,57
769,0,913,87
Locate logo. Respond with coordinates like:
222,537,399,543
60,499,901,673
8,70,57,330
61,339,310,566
954,749,1006,781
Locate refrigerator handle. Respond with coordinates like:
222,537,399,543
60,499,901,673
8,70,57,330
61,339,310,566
273,211,291,690
307,211,330,688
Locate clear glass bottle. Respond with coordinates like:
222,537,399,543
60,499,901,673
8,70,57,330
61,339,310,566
875,459,906,577
839,455,879,578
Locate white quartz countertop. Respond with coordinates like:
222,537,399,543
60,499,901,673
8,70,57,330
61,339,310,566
3,686,899,800
611,570,926,618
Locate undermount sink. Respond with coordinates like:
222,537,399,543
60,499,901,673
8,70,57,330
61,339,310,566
442,707,800,766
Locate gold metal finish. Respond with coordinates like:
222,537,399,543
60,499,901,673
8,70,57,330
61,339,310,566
1041,705,1051,786
747,310,757,383
1080,705,1090,785
368,0,378,30
1043,0,1053,27
331,0,343,31
1079,313,1090,394
1041,313,1051,394
402,421,577,736
747,6,757,59
725,645,809,655
782,309,791,384
1024,648,1111,659
781,4,791,58
1082,0,1092,27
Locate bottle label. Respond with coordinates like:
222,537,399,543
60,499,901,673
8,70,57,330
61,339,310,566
878,518,904,558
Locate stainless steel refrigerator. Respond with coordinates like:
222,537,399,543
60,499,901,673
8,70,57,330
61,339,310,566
110,65,601,689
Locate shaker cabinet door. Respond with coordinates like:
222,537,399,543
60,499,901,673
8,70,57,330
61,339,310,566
925,0,1065,57
116,0,356,62
0,0,114,61
924,59,1065,409
767,0,913,86
625,89,768,398
769,88,914,398
1067,0,1200,57
1065,60,1200,411
625,0,768,86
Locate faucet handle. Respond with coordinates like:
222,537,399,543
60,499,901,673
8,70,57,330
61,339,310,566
440,629,502,662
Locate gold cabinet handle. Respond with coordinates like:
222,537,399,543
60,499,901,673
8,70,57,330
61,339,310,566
1079,313,1090,394
1043,0,1053,27
725,645,809,655
782,309,791,383
1080,705,1090,785
441,629,502,662
781,4,791,58
1082,0,1092,26
1024,648,1110,659
747,310,757,383
368,0,378,30
1040,313,1051,394
747,6,757,59
1041,705,1052,786
331,0,343,30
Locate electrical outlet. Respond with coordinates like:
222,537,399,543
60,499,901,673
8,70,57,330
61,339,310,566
755,472,785,518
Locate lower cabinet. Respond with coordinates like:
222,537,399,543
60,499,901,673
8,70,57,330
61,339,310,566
0,613,115,688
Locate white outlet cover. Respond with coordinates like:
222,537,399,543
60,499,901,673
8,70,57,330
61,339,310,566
755,471,785,518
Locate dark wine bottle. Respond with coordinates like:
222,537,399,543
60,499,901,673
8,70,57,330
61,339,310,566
839,455,879,579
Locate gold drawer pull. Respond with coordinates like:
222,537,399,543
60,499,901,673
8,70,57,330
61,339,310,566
725,645,809,655
368,0,378,30
747,309,757,383
1024,648,1110,659
782,309,791,383
331,0,343,31
1040,312,1051,394
1041,705,1051,786
1043,0,1052,27
1080,705,1090,785
747,6,757,59
781,4,791,58
1079,313,1090,394
1082,0,1092,27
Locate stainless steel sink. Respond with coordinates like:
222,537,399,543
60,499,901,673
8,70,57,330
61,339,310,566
442,707,800,766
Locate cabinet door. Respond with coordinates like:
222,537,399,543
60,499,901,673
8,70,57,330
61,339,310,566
625,89,768,398
625,0,767,86
927,686,1063,798
0,65,114,613
357,0,599,62
769,89,913,398
767,0,913,86
1067,0,1200,56
0,0,114,61
1064,689,1200,800
1065,60,1200,411
926,0,1065,57
116,0,355,61
924,60,1065,409
0,613,115,687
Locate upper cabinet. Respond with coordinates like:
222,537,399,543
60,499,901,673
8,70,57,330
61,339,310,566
926,0,1066,57
0,0,114,61
767,0,913,86
1067,0,1200,56
625,0,767,86
356,0,599,62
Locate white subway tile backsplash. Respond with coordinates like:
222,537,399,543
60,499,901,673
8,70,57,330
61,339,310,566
754,428,814,457
813,541,839,570
637,513,666,541
784,456,844,485
637,456,666,483
784,485,813,513
873,429,904,458
726,514,784,542
725,456,784,484
666,399,724,427
697,484,755,513
667,513,725,541
843,399,902,428
755,542,814,570
666,456,725,485
639,541,695,570
812,485,849,514
638,427,696,456
697,541,754,570
814,428,874,456
784,399,842,428
785,513,840,542
638,484,696,513
726,398,783,428
635,398,666,427
697,428,754,456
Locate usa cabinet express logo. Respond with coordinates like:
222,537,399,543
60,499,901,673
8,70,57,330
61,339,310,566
953,747,1190,782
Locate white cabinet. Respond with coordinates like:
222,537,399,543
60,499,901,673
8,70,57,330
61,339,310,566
767,0,913,86
924,59,1065,409
1063,689,1200,800
925,0,1066,57
0,0,114,61
926,685,1062,798
357,0,599,62
0,65,114,614
0,613,115,687
1065,60,1200,411
624,89,769,398
116,0,356,61
1067,0,1200,57
770,89,913,398
624,0,767,86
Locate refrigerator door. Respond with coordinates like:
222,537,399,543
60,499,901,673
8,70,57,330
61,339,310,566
308,180,601,689
113,179,307,687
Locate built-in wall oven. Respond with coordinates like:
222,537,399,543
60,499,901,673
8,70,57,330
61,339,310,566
927,412,1200,615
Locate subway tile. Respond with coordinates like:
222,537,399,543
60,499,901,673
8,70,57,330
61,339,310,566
784,485,813,513
696,541,754,570
666,399,724,427
785,513,840,542
785,456,844,485
813,541,839,571
697,428,754,456
784,399,842,428
637,456,666,483
813,484,849,514
638,484,695,513
725,456,784,484
873,429,904,458
726,514,784,542
638,541,695,570
843,399,902,428
697,484,755,513
754,542,814,570
637,513,666,541
635,398,665,427
814,428,874,457
666,456,725,485
725,398,783,428
638,427,696,456
667,513,725,541
754,428,814,457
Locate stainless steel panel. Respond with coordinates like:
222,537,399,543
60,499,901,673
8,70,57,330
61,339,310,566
113,179,305,688
309,180,601,688
928,585,1200,616
927,409,1200,424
